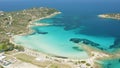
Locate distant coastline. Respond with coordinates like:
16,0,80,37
98,13,120,20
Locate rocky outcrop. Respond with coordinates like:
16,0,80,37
72,46,83,51
37,31,48,34
110,38,120,49
70,38,100,47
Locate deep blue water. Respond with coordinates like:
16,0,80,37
1,0,120,68
0,0,120,37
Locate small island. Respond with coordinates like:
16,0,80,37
98,13,120,20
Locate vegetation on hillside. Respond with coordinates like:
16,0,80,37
0,7,59,52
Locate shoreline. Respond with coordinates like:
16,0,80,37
8,11,78,67
28,12,61,28
77,43,111,68
9,11,120,68
9,11,62,57
9,11,99,68
77,43,120,68
12,11,61,36
98,15,108,18
98,14,120,20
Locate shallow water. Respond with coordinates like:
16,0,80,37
13,14,116,59
102,59,120,68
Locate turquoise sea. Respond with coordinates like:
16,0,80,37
1,0,120,68
102,59,120,68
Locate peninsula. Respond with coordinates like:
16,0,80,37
0,7,60,52
98,13,120,20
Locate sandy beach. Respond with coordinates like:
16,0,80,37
9,11,99,68
8,11,120,68
28,12,61,28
